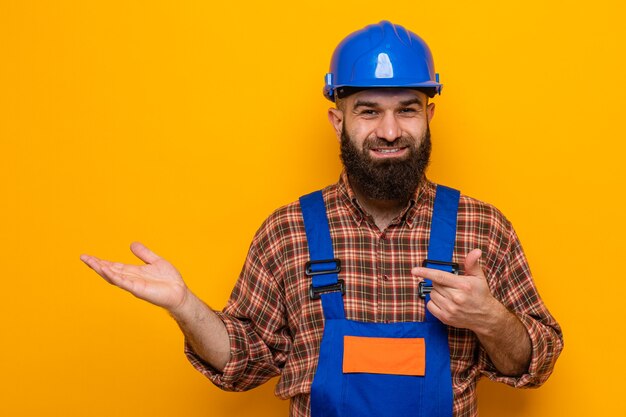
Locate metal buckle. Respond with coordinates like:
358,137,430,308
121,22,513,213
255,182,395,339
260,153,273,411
309,279,346,300
305,259,341,276
418,259,460,299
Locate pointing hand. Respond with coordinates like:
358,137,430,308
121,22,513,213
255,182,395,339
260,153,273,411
411,249,499,332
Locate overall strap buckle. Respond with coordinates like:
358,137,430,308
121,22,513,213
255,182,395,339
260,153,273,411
418,259,459,299
309,280,346,300
305,259,341,276
306,259,344,300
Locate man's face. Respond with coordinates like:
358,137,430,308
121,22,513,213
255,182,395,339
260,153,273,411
328,88,435,201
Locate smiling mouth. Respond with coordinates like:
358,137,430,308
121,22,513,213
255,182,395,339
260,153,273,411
370,147,409,157
374,148,403,153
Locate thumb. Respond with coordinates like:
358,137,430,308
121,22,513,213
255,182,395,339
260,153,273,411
464,249,483,277
130,241,161,264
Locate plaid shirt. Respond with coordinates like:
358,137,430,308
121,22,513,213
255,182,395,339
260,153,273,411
186,173,563,417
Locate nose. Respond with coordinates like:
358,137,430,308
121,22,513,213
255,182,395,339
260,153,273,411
375,111,401,142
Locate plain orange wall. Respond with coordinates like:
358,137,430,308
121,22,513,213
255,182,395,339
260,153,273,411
2,1,625,416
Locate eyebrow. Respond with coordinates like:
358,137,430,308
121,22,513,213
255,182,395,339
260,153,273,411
399,98,424,107
353,100,379,109
352,97,424,110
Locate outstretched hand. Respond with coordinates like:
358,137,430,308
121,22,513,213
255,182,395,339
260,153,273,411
80,242,189,313
411,249,500,333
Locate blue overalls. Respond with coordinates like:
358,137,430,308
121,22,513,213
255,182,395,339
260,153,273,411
299,185,460,417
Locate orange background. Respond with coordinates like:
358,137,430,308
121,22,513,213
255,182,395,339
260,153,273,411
2,1,625,416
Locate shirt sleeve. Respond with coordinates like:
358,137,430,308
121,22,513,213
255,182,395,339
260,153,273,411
479,223,564,388
185,240,292,391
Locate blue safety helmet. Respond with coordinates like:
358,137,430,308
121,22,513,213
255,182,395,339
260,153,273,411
324,21,442,102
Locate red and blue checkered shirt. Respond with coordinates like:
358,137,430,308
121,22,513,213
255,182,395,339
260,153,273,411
186,173,563,417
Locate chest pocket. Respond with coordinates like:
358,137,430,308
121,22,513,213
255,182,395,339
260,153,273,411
343,335,425,376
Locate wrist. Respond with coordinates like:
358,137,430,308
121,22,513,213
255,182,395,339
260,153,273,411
472,297,511,338
168,287,198,322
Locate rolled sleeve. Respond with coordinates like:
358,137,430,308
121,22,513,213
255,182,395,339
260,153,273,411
184,312,259,391
480,311,563,388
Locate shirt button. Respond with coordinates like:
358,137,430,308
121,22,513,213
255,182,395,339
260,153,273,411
382,274,390,281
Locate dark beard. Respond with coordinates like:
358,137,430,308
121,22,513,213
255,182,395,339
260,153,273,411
340,127,431,201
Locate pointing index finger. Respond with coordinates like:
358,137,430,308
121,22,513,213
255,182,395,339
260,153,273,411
412,266,457,288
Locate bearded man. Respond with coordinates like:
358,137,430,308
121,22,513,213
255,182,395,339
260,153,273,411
81,21,563,417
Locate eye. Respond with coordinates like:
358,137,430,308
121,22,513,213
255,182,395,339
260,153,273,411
399,107,417,114
360,109,377,115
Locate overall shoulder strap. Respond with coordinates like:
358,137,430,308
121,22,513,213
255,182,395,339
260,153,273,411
423,185,461,322
299,191,345,320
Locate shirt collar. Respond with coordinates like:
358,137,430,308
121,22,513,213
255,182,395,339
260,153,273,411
337,171,365,226
404,179,436,228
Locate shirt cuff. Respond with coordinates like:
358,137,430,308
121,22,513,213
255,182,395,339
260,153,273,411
184,311,250,391
480,312,561,388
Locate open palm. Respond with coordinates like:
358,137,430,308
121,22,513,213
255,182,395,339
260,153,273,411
81,242,188,312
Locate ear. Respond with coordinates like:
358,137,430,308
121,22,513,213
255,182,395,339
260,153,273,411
327,108,344,142
426,102,436,123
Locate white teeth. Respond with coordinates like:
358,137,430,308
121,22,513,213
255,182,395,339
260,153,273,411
377,148,400,153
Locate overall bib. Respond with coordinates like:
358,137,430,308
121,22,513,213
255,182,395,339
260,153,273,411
299,185,459,417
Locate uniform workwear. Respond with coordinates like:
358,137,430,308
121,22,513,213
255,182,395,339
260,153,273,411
301,186,459,417
185,175,564,417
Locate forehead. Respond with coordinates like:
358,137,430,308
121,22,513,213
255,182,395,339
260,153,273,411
345,88,427,107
